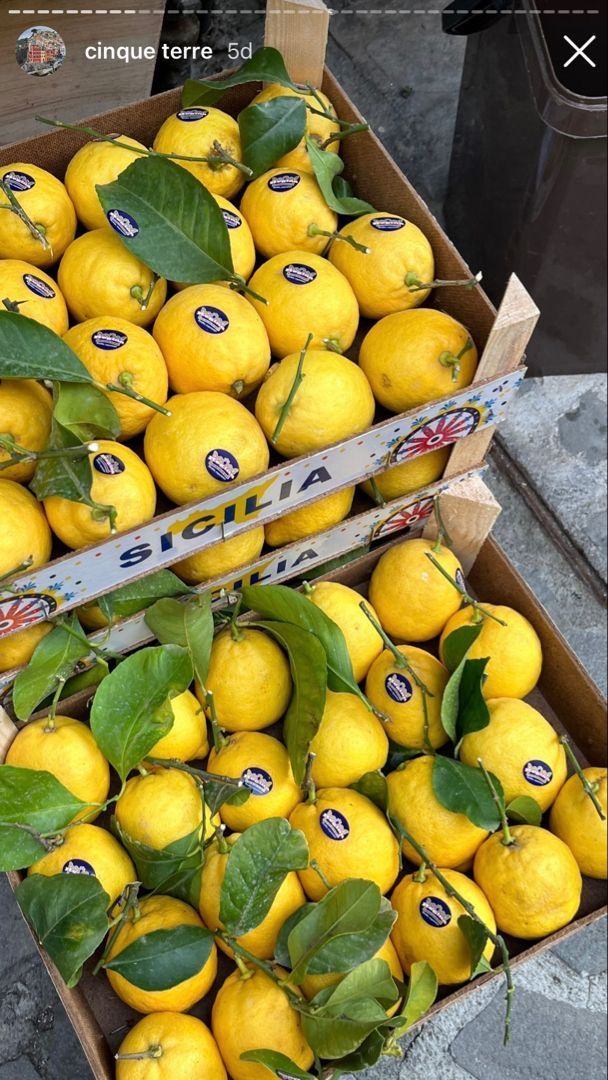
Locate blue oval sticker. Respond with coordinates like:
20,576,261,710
205,448,240,483
419,896,452,928
222,210,242,230
107,209,140,238
523,760,553,787
63,858,96,877
3,170,36,192
23,273,55,299
385,672,413,704
93,452,125,476
194,305,230,335
268,172,301,192
177,107,209,122
283,263,317,286
241,767,274,796
92,329,128,351
320,808,350,841
371,216,406,232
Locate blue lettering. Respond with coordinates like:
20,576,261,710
299,467,331,492
120,543,153,568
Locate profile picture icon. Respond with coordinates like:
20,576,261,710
16,26,66,77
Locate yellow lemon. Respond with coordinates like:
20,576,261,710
391,868,496,985
106,894,218,1013
0,622,52,674
5,715,110,822
361,446,450,503
247,252,359,358
359,309,478,413
386,756,488,869
199,626,292,733
440,604,543,700
206,732,302,831
473,825,582,939
64,135,148,231
174,527,265,586
44,440,156,550
365,646,449,750
459,698,568,813
0,379,52,482
153,285,270,397
290,787,400,901
144,392,269,506
115,767,218,851
241,169,337,258
329,212,434,319
368,537,463,642
309,690,388,788
255,351,374,458
265,487,354,547
153,107,245,200
0,163,76,267
77,601,109,631
250,84,340,173
550,768,607,879
58,229,167,327
0,478,52,575
148,689,208,763
306,580,383,682
199,834,306,960
0,260,68,335
300,937,403,1008
116,1012,227,1080
174,194,256,289
28,823,135,905
63,318,169,439
212,966,314,1080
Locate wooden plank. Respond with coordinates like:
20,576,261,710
265,0,330,87
422,475,502,573
0,705,16,759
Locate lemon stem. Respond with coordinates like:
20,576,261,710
359,601,434,700
432,495,453,552
209,141,253,178
307,224,370,254
272,334,313,445
437,338,475,384
130,278,158,312
310,859,333,893
214,824,230,854
229,275,268,305
368,477,386,508
322,338,343,354
0,434,99,469
405,271,483,293
144,755,242,793
2,297,27,313
303,752,317,804
93,881,141,975
206,690,227,753
413,861,428,883
477,757,514,846
234,954,254,979
0,179,51,251
560,736,606,821
220,934,303,1001
319,124,369,149
101,373,171,417
302,581,314,596
115,1048,163,1061
232,380,245,397
424,553,507,626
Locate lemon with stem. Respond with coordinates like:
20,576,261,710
241,168,337,258
0,260,69,335
116,1012,227,1080
153,107,247,200
65,134,148,230
0,379,52,482
0,162,76,267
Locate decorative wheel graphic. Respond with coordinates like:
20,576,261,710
390,407,481,465
372,498,434,540
0,593,57,637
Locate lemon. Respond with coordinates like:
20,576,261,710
309,690,388,788
64,135,148,231
153,108,245,200
247,252,360,358
386,756,488,870
212,966,314,1080
174,527,265,586
265,487,355,547
365,646,449,750
250,84,340,173
550,768,607,879
329,213,434,319
391,868,496,985
0,379,52,482
58,229,167,327
207,732,302,831
300,937,403,1007
174,194,256,289
459,698,567,813
359,309,478,413
199,834,306,959
28,822,135,905
440,604,543,700
0,163,76,267
5,715,110,822
115,767,219,851
0,622,52,674
241,169,337,259
106,894,218,1013
307,580,383,682
44,440,157,550
63,318,169,439
473,825,582,939
198,626,292,733
290,787,400,901
144,391,269,506
77,601,109,632
0,478,52,576
369,537,463,642
0,260,68,335
153,285,270,397
361,446,450,503
148,689,208,763
116,1012,227,1080
255,351,374,458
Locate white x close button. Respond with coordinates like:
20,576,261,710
563,34,597,69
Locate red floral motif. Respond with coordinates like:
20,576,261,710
391,407,481,465
0,594,56,638
373,498,434,540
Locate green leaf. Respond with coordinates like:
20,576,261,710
442,624,483,674
390,961,438,1038
115,822,204,907
220,818,309,937
431,755,503,832
104,925,214,989
240,1050,316,1080
29,419,99,509
15,873,109,986
458,915,493,979
305,137,375,216
182,47,299,108
12,614,91,721
96,155,234,284
302,997,388,1061
303,901,395,977
440,628,488,743
239,98,307,178
0,312,93,383
203,777,250,817
328,1029,386,1075
350,770,388,811
288,879,382,985
53,382,121,442
0,765,87,870
90,644,193,780
97,570,191,624
506,796,542,827
321,958,398,1012
253,621,327,785
456,658,490,741
145,596,214,688
386,741,425,771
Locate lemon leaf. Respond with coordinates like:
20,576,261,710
350,770,388,811
458,915,493,979
96,570,191,624
114,821,204,907
104,925,214,990
12,614,91,721
182,47,300,108
288,879,382,986
442,624,483,673
219,818,309,937
302,997,388,1060
15,873,109,987
239,98,307,178
29,418,97,509
0,765,87,870
318,958,399,1013
390,960,438,1038
275,897,395,976
305,137,375,216
0,311,92,383
456,657,490,740
431,755,503,831
145,594,214,688
240,1050,317,1080
506,795,542,827
53,382,120,442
